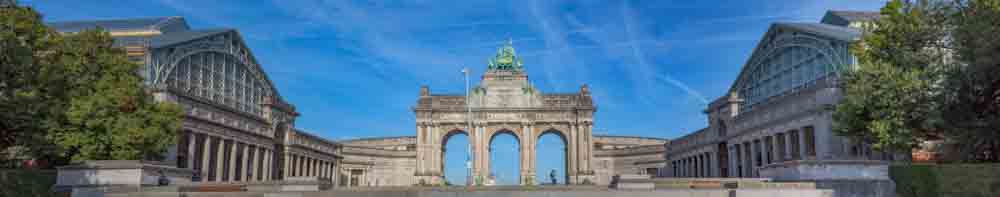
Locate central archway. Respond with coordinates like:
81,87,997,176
441,129,470,186
535,129,568,185
488,129,521,185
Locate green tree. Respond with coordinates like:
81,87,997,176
45,29,183,162
939,0,1000,162
0,5,63,159
833,0,953,153
1,5,183,163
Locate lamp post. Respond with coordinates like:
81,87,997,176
462,67,473,186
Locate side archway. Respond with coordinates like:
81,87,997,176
440,129,470,185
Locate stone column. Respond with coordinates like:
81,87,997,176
771,134,785,163
227,141,237,182
416,123,423,174
783,133,793,161
732,145,738,177
686,157,691,177
285,154,292,177
415,123,424,175
704,154,710,177
301,156,308,177
799,129,809,160
815,120,834,159
430,124,440,176
214,138,226,182
470,124,481,184
263,149,271,181
520,124,530,185
731,144,738,177
567,123,578,182
694,155,699,177
682,157,687,177
309,158,315,177
243,144,251,181
186,132,197,169
698,153,712,177
480,124,488,183
199,135,211,181
528,124,536,174
293,155,300,177
690,156,695,177
578,124,586,175
527,124,536,183
303,157,309,177
763,137,771,165
749,140,755,177
483,127,491,182
705,152,712,177
743,141,752,177
700,154,706,177
584,126,590,174
248,146,257,181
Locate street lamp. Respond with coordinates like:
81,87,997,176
462,67,473,186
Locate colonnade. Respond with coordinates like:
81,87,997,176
672,152,713,178
184,131,274,182
669,126,817,178
726,126,815,178
283,153,338,180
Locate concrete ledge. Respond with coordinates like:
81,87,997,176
760,160,890,181
55,160,194,191
759,160,895,197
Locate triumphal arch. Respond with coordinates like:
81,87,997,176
412,41,597,185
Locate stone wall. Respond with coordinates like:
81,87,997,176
759,160,895,197
339,137,419,187
592,137,668,185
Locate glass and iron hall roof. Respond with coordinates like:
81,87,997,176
48,16,189,34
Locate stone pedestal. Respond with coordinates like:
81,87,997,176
54,160,194,196
611,174,654,189
760,160,895,197
279,176,333,191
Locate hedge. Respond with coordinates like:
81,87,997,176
890,164,1000,197
0,170,58,197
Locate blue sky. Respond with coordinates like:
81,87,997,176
24,0,885,185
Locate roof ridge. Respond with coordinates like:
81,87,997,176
149,16,184,30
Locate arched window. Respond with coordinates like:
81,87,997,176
738,42,836,112
166,51,268,116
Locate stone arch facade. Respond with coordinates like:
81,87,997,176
412,41,597,185
329,40,666,187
